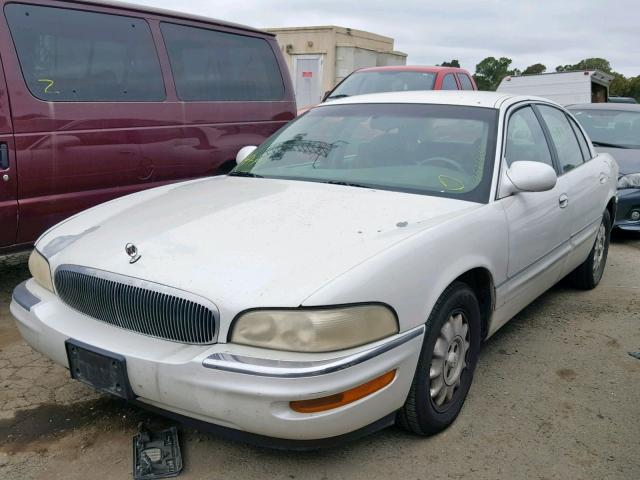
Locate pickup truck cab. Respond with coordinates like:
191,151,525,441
298,66,476,115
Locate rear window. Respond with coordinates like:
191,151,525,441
160,23,284,102
5,3,165,102
328,71,437,99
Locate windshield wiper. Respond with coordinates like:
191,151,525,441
228,171,264,178
327,94,349,100
324,180,371,189
591,141,630,149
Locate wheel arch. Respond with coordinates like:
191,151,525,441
449,267,495,341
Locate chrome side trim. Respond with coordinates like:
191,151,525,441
202,325,425,378
12,281,41,312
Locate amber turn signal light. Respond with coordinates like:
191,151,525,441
289,370,396,414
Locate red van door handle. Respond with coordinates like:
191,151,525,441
0,143,8,170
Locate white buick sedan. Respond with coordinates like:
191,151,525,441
12,92,617,447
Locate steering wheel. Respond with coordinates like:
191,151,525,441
417,156,465,173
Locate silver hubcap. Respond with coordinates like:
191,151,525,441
593,222,606,275
429,312,470,408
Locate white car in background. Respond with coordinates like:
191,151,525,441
11,91,617,447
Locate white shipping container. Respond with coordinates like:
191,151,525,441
497,70,613,105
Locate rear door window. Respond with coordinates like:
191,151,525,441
160,23,285,101
568,116,592,161
5,3,165,102
457,74,474,90
441,74,458,90
537,105,585,174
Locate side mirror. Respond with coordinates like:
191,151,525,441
322,90,331,101
236,146,257,165
505,161,557,194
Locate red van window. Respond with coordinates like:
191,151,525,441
5,3,165,102
160,22,285,102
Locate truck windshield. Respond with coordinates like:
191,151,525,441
571,109,640,149
232,103,498,203
328,71,437,99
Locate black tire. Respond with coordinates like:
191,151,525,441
397,281,482,435
570,209,611,290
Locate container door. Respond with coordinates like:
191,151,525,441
0,52,17,248
293,55,323,108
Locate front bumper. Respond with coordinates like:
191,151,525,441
10,279,423,443
615,188,640,231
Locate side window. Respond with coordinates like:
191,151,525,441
505,106,553,167
5,3,165,102
161,23,285,102
441,74,458,90
457,74,474,90
537,105,585,173
568,116,592,161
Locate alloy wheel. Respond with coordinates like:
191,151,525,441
429,311,470,410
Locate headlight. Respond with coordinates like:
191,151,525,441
28,249,54,292
230,305,398,352
618,173,640,189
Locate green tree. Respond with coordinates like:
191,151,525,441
556,58,612,73
439,59,461,68
473,57,517,91
522,63,547,75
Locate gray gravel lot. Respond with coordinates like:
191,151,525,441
1,235,639,480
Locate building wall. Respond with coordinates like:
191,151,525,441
267,26,407,103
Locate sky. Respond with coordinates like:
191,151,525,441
132,0,640,77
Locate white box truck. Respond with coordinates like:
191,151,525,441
497,70,613,105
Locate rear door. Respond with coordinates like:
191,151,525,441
535,104,610,272
0,51,16,248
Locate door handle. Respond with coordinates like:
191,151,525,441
599,173,609,184
559,194,569,209
0,143,8,170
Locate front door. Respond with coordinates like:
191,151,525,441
499,105,571,303
293,55,323,108
0,53,17,248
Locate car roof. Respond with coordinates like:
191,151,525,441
567,103,640,112
356,65,469,74
63,0,271,36
321,90,547,109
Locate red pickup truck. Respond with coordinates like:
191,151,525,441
299,65,477,115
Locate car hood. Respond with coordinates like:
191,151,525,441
596,147,640,175
40,176,480,314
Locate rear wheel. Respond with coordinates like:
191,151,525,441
570,210,611,290
398,282,481,435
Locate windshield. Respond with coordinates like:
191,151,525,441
232,104,498,203
571,108,640,149
329,71,437,99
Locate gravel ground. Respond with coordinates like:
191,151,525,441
1,234,639,480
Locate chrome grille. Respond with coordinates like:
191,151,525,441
54,266,218,345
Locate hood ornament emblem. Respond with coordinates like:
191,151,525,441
125,243,141,264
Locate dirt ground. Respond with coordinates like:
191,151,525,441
1,234,639,480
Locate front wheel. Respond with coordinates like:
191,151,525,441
398,282,481,435
570,209,611,290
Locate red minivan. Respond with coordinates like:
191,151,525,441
0,0,296,252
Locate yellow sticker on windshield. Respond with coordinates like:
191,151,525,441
438,175,465,191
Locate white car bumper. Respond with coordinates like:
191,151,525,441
11,279,423,445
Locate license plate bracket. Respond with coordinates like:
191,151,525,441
65,339,135,400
